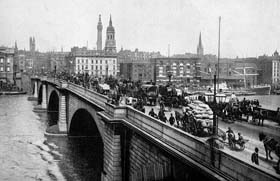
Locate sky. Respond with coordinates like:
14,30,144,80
0,0,280,58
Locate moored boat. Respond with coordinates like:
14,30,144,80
249,85,271,95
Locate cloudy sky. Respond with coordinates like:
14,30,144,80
0,0,279,57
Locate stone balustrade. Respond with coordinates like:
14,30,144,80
104,102,279,181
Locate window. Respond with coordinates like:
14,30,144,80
106,60,108,64
96,65,98,70
100,60,102,64
92,60,94,64
86,59,88,64
0,58,3,63
7,58,10,63
91,65,94,70
82,65,84,70
77,59,80,64
0,67,3,71
7,67,10,72
100,66,102,70
96,60,98,64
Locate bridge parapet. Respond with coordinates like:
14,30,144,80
67,82,108,107
101,102,279,181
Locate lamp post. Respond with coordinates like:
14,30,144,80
213,16,221,137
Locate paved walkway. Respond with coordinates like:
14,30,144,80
143,105,280,177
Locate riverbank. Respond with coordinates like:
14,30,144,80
0,91,27,95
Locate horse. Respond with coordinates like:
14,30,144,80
259,132,280,172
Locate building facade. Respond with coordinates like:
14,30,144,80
0,47,15,83
257,51,280,85
120,62,154,82
118,48,162,81
67,47,117,77
151,57,201,85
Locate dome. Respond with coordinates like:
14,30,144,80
107,26,115,32
107,15,115,32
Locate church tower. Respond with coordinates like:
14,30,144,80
15,41,18,52
96,14,103,51
32,37,36,51
197,32,204,57
29,37,33,51
105,15,116,54
29,36,36,52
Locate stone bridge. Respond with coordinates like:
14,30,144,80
29,76,279,181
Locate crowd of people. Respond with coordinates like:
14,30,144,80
218,98,266,125
40,71,280,127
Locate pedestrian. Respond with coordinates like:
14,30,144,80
149,108,156,118
251,147,259,165
258,109,265,126
169,113,175,126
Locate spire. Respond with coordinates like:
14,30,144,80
109,14,112,26
15,41,18,50
199,32,202,47
99,14,102,23
197,32,204,57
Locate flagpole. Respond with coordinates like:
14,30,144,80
217,16,221,91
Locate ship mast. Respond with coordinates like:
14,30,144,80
233,66,258,88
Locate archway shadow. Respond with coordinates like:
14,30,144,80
47,91,59,126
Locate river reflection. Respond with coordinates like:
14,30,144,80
0,95,102,181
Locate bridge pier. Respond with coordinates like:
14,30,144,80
34,80,38,98
41,84,47,109
103,124,122,181
28,78,39,101
58,93,67,133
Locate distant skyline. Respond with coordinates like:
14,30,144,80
0,0,280,58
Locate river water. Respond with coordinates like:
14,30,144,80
0,95,102,181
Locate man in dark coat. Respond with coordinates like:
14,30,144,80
169,113,175,126
251,147,259,165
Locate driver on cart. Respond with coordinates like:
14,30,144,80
226,127,235,147
237,132,244,144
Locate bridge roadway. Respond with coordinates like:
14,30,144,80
142,105,280,175
31,77,280,181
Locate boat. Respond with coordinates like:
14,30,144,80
248,85,271,95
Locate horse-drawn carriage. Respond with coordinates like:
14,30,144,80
158,85,186,108
174,100,226,140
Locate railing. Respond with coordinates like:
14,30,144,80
104,102,279,181
45,77,108,108
67,82,108,108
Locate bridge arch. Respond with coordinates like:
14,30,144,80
69,108,102,137
48,90,59,126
